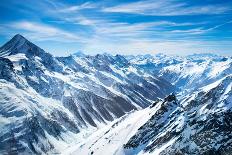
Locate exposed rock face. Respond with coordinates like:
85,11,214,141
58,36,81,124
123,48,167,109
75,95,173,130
124,76,232,155
124,93,180,150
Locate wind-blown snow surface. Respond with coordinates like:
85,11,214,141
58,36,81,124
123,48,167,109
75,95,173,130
0,34,174,154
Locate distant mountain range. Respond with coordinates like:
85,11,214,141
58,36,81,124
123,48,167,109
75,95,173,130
0,34,231,155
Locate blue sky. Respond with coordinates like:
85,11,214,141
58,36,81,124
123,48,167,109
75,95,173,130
0,0,232,56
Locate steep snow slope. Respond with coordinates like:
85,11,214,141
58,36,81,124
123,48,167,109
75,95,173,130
124,75,232,155
62,107,158,155
0,34,174,154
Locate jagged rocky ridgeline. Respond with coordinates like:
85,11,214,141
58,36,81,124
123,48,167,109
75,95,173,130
0,34,174,154
124,76,232,154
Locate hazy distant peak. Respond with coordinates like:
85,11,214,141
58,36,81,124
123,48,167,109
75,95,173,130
73,51,86,57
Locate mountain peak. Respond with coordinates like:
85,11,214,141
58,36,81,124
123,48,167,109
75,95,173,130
73,51,86,57
0,34,46,57
0,34,30,56
8,34,29,46
164,93,177,102
11,34,28,43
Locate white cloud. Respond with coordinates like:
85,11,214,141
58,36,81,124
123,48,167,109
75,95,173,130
64,16,111,26
59,2,97,13
102,0,230,16
169,20,232,35
10,21,85,42
170,28,206,35
62,16,205,38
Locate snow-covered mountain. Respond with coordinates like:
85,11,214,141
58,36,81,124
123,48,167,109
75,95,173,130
0,34,174,154
1,34,231,155
127,53,232,94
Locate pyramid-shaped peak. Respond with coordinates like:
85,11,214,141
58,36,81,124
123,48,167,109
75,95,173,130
14,34,26,38
0,34,47,57
9,34,31,47
3,34,29,48
12,34,27,42
0,34,31,56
